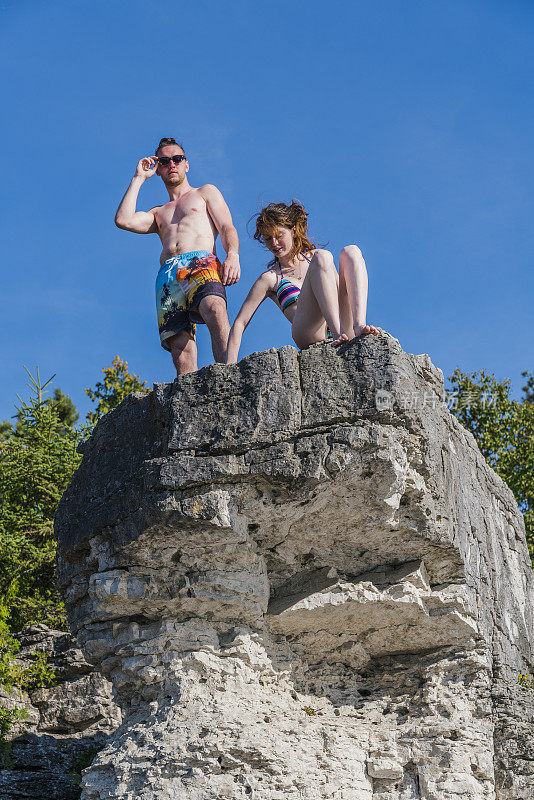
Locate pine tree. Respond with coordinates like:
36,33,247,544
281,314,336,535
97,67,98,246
0,369,81,631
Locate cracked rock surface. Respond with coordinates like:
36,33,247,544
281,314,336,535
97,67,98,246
0,624,120,800
55,335,534,799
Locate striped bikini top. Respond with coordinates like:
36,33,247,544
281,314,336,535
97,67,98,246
275,253,311,312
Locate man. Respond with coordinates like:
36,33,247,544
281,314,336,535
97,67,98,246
115,137,240,375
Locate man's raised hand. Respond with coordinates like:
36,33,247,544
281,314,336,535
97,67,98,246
135,156,158,180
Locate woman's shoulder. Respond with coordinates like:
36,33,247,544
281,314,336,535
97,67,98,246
258,267,279,288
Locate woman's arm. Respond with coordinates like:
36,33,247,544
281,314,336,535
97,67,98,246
226,272,275,364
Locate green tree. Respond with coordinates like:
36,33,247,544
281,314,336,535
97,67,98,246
0,359,149,632
0,369,81,632
6,387,80,440
1,378,78,437
522,371,534,404
1,359,149,737
46,388,79,427
85,356,149,424
447,368,534,563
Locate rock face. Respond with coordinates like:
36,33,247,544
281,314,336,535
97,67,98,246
55,336,534,800
0,625,121,800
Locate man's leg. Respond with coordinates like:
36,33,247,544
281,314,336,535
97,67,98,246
167,331,198,376
197,295,230,363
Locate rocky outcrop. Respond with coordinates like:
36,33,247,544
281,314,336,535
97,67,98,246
0,625,120,800
55,335,534,799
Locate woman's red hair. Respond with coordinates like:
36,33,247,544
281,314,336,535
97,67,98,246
253,200,317,266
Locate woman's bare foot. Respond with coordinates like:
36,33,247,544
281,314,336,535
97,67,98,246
353,323,381,338
330,332,349,346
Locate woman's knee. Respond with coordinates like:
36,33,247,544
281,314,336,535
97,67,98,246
310,248,336,273
340,244,363,262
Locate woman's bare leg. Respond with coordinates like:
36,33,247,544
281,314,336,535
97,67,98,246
338,245,381,338
292,250,343,348
338,261,353,336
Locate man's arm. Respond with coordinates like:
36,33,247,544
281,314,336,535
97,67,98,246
114,157,159,234
200,184,240,285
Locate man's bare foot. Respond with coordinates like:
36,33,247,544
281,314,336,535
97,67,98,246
353,324,381,338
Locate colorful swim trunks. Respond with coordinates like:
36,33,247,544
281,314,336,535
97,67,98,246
155,250,227,350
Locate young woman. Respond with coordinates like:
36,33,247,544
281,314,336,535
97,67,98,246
225,200,380,363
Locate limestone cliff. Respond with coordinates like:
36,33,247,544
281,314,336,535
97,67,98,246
55,335,534,800
0,625,120,799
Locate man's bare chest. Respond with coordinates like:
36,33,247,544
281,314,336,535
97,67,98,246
157,194,211,230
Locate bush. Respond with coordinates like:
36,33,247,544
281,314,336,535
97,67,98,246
448,368,534,564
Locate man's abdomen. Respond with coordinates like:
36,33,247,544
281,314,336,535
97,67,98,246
158,211,218,266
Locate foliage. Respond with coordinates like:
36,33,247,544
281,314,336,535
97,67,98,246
0,705,28,737
0,633,56,693
0,368,81,632
0,590,56,751
2,384,79,443
0,635,46,755
0,358,148,635
447,368,534,563
45,388,80,428
0,705,28,738
0,631,22,691
84,356,149,424
518,673,534,692
522,371,534,404
0,421,12,442
0,356,148,747
20,650,56,692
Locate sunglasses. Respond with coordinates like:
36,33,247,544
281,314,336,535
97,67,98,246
157,155,187,166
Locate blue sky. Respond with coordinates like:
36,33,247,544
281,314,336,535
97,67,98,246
1,0,533,420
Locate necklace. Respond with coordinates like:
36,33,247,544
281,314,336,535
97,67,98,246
278,255,305,281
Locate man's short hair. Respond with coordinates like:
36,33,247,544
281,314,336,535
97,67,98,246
155,137,186,157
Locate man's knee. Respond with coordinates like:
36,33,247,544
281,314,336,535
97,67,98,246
168,332,196,363
168,330,193,350
198,295,228,323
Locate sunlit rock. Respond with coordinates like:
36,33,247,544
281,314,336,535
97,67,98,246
55,335,534,800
